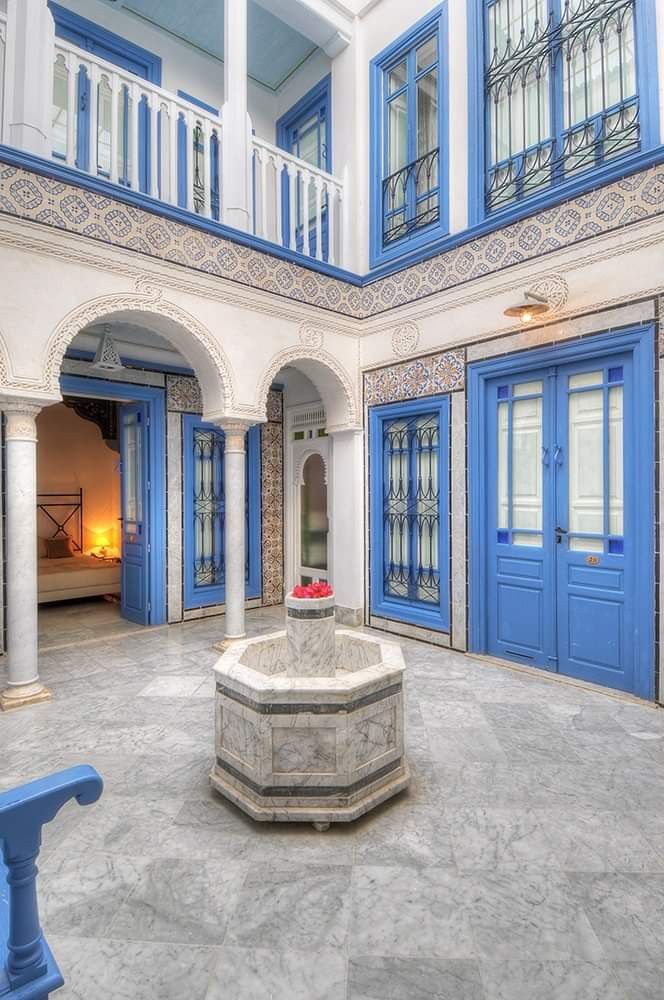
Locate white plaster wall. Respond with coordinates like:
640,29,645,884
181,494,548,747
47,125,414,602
36,402,120,552
0,220,361,428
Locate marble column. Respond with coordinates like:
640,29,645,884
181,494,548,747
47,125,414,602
0,402,51,710
220,420,252,640
221,0,251,231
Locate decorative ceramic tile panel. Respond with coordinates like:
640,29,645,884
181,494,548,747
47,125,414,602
1,160,663,318
364,350,465,407
261,389,284,607
166,374,203,412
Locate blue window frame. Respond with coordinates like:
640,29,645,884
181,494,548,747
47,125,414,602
276,75,332,259
369,5,449,269
369,395,450,631
468,0,660,224
49,2,161,189
183,417,261,610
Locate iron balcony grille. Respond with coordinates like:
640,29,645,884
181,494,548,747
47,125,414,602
484,0,640,212
382,148,440,245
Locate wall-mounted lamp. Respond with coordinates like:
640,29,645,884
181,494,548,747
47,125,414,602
504,290,550,324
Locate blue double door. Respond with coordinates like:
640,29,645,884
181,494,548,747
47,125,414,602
484,350,643,693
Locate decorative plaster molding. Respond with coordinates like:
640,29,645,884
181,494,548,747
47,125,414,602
1,401,41,441
294,446,329,487
530,273,569,312
256,346,360,429
391,322,420,357
39,294,236,413
298,324,325,349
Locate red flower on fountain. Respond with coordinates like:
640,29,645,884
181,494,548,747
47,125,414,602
291,582,334,599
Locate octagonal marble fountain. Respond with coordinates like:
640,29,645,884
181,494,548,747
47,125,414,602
210,590,409,829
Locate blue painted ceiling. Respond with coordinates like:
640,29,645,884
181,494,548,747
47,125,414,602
117,0,319,90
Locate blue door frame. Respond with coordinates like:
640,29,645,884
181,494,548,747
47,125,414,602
369,394,450,632
468,325,655,699
182,416,262,610
59,375,166,626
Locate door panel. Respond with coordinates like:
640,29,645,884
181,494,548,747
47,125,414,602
484,350,640,693
486,373,554,668
120,402,150,624
555,356,632,690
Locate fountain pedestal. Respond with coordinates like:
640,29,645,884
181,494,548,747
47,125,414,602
210,594,409,825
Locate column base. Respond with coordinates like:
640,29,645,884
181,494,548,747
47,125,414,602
0,681,52,711
214,635,247,653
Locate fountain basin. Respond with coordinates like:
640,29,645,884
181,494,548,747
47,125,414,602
210,629,409,824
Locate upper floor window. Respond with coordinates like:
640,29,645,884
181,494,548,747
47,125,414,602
481,0,656,214
370,6,448,268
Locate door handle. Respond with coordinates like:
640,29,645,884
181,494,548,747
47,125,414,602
541,446,550,467
555,526,567,543
553,445,563,465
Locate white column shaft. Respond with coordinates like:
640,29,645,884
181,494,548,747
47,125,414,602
221,0,251,231
5,0,55,156
1,404,50,710
223,424,248,639
329,429,364,619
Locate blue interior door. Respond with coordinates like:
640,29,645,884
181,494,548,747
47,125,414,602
120,403,150,624
485,351,640,693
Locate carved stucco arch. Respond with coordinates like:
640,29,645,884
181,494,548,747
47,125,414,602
256,346,360,431
294,446,329,487
0,326,11,386
42,292,237,416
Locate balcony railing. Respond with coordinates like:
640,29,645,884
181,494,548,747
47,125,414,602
52,37,221,217
382,148,440,246
252,135,346,266
45,37,347,267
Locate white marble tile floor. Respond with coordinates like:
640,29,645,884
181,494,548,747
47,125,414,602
1,605,664,998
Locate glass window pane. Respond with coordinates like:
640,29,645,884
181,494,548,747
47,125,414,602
52,55,68,158
122,413,142,525
570,536,604,552
513,380,543,397
97,75,112,174
416,37,437,73
388,61,407,94
497,401,509,530
569,388,604,535
569,371,602,389
301,453,328,571
512,396,543,530
513,532,543,548
609,385,624,537
417,68,438,158
193,427,224,587
388,92,408,175
414,414,439,604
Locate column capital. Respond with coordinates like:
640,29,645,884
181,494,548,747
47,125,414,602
1,399,42,442
218,418,255,453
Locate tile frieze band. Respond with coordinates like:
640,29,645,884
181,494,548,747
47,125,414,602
1,159,663,319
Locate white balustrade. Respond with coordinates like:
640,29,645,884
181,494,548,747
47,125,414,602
51,37,221,220
251,135,346,268
46,37,347,267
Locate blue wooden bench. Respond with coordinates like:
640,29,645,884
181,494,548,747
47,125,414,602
0,766,103,998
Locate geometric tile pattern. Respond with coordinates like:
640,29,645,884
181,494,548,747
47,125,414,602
260,390,284,606
1,160,663,319
166,374,203,413
364,349,465,407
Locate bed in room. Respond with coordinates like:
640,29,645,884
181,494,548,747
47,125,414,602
37,490,121,604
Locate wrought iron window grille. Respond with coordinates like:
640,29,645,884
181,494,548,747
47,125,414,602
484,0,640,212
382,148,440,244
192,427,225,588
383,414,441,606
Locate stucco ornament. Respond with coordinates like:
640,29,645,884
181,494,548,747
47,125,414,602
298,324,325,349
391,322,420,357
530,274,569,312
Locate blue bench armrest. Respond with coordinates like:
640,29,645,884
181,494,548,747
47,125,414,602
0,766,103,998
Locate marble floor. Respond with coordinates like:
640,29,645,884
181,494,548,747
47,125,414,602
2,606,664,999
38,598,142,651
